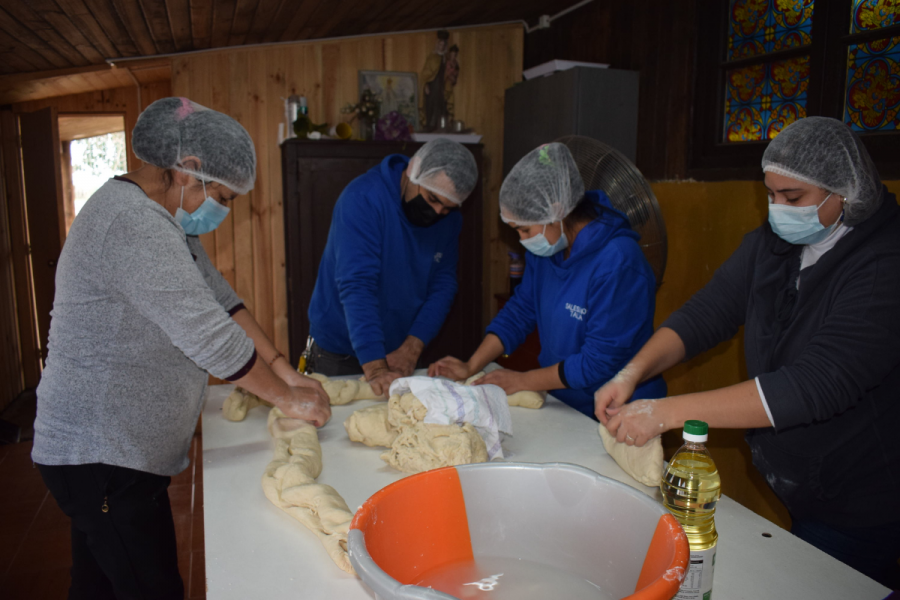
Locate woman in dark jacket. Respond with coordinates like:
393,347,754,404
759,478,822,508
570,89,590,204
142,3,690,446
594,117,900,587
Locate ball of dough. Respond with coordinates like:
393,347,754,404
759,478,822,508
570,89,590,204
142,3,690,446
598,424,664,487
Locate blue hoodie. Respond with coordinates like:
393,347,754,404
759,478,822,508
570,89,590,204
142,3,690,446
486,191,666,418
308,155,461,365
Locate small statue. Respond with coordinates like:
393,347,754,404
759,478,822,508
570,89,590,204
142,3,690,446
444,44,459,124
419,30,449,132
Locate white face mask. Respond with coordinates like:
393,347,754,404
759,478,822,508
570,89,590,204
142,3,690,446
520,223,568,257
768,192,841,245
175,179,230,235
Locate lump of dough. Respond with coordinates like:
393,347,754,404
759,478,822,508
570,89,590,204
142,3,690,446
222,387,271,421
386,392,428,429
465,371,544,409
598,424,664,487
381,422,488,474
344,404,397,448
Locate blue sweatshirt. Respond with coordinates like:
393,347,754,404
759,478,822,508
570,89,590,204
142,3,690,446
486,191,666,418
308,155,461,365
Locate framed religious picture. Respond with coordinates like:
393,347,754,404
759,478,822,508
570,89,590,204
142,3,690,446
358,70,419,130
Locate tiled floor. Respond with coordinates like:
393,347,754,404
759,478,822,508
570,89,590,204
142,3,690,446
0,434,206,600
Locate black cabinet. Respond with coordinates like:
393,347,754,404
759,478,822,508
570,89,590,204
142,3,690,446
281,139,484,369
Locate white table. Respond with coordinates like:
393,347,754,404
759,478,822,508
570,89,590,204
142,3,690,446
201,382,890,600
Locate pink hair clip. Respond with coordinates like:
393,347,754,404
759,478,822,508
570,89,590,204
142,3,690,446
175,98,194,121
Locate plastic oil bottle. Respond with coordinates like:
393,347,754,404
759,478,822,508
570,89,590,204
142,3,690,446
661,420,721,600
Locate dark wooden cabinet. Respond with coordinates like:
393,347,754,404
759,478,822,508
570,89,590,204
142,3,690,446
281,139,484,369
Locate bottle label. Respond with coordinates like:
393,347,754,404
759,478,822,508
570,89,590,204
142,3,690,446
674,546,716,600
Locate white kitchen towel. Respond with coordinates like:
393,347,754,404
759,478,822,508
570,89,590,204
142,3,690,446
389,377,512,459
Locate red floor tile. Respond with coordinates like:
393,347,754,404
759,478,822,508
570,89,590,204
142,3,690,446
0,566,71,600
30,493,70,534
168,483,194,516
0,531,27,576
9,526,72,574
189,550,206,599
0,499,43,539
191,508,205,552
174,512,193,560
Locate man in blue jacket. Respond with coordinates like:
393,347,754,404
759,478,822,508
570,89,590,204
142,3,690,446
307,138,478,395
430,143,665,417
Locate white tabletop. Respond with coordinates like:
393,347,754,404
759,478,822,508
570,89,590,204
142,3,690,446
201,381,890,600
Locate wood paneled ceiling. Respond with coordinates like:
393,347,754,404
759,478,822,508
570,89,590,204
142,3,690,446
0,0,581,75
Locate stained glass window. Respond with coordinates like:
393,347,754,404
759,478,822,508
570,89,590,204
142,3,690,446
724,1,814,142
849,0,900,33
727,0,814,60
725,56,810,141
844,2,900,131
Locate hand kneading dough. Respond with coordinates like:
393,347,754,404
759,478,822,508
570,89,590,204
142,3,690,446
222,387,271,421
343,404,398,447
598,424,664,487
262,407,356,574
307,373,382,405
464,372,545,409
381,422,488,474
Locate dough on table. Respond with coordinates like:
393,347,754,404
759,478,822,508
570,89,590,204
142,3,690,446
308,373,383,405
381,422,488,474
262,407,356,575
465,372,545,409
222,387,271,422
597,424,664,487
344,404,397,448
343,391,489,474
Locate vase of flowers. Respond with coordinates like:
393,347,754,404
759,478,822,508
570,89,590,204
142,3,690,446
342,89,381,140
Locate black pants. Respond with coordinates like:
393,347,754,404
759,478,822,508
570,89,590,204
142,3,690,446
307,341,363,376
37,463,184,600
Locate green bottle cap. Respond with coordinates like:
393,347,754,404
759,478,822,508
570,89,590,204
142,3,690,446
683,420,708,436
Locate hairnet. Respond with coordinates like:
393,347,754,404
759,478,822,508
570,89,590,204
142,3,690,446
499,143,585,225
762,117,882,227
408,138,478,205
132,97,257,195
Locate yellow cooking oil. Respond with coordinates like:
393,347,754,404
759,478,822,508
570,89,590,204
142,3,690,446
661,420,721,600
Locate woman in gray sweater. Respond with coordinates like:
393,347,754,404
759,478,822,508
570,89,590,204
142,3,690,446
594,117,900,587
32,97,331,600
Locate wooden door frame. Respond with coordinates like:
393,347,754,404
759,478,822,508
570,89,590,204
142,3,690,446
0,109,40,389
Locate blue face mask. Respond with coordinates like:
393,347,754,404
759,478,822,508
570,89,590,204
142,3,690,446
175,180,230,235
520,223,568,257
768,192,841,245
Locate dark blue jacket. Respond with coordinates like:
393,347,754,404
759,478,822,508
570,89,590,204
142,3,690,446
486,191,666,418
663,188,900,528
308,155,461,364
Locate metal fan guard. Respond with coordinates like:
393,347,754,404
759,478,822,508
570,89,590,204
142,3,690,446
555,135,668,287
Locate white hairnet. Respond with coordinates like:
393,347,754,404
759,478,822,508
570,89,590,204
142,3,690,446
132,97,257,195
499,143,585,226
762,117,882,227
408,138,478,205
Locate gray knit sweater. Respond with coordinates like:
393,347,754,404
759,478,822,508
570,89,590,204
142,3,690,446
32,178,254,476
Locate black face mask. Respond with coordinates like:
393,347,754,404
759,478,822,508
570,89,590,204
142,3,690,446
403,193,446,227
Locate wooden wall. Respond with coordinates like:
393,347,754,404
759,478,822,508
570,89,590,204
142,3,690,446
0,143,21,412
170,23,523,354
14,80,174,168
524,0,696,180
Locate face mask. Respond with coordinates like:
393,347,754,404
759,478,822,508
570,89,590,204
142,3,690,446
403,193,446,228
768,192,841,245
175,180,230,235
520,223,568,257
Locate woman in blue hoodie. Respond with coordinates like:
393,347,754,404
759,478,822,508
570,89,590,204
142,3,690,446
429,143,665,418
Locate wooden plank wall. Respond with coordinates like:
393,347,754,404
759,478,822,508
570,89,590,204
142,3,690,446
14,80,174,170
170,23,524,354
0,142,22,412
524,0,696,181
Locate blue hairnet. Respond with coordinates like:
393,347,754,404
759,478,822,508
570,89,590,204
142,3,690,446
762,117,882,227
499,143,585,226
132,97,257,195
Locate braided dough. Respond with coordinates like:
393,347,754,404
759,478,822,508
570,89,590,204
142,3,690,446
222,387,271,421
344,392,488,474
465,372,545,409
262,407,356,574
308,373,383,405
598,424,664,487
